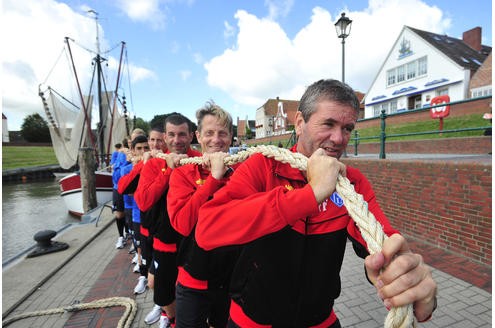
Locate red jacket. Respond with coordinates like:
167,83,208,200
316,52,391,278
133,148,202,249
168,163,240,289
168,164,231,236
117,160,144,195
196,145,399,327
134,149,202,212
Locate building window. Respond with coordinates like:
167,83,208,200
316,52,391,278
389,100,398,114
373,105,381,116
418,57,427,76
397,65,405,83
373,99,399,116
407,61,417,79
436,88,448,96
413,95,422,109
471,86,492,98
387,56,427,87
387,69,396,86
380,103,388,114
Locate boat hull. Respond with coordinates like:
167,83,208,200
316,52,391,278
59,172,113,217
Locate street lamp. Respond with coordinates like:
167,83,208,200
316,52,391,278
334,12,352,83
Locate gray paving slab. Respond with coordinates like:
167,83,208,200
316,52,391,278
2,205,118,326
334,242,492,327
2,210,492,327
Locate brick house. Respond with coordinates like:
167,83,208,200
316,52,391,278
255,97,299,139
236,117,256,143
469,51,492,98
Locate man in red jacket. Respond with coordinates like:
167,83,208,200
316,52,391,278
168,101,241,327
196,79,437,327
134,114,202,328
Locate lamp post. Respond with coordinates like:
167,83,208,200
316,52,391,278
335,12,352,157
334,12,352,83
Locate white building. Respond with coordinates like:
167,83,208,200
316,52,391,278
363,26,491,118
2,113,9,142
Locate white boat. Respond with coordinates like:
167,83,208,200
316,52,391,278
39,11,132,216
59,171,114,217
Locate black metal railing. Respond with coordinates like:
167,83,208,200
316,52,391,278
351,95,492,159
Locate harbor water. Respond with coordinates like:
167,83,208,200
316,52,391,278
2,177,80,263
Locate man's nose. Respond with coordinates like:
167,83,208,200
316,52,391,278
330,128,344,144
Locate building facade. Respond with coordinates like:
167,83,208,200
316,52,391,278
255,97,299,139
363,26,491,118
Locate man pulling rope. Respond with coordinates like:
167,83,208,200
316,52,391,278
190,80,437,328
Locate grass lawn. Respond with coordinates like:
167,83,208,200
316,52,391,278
355,113,489,142
2,146,58,170
252,113,490,146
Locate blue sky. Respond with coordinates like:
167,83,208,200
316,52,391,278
2,0,492,131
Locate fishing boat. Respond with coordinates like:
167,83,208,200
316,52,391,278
38,11,133,217
59,171,113,216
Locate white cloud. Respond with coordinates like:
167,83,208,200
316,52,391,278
265,0,295,20
107,56,156,83
193,53,204,65
2,0,155,130
205,10,296,106
115,0,167,30
205,0,451,107
223,21,235,40
180,70,192,81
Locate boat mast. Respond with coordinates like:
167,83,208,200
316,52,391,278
89,10,106,168
65,37,96,149
106,41,126,158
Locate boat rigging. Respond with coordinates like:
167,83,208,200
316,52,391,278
38,10,135,216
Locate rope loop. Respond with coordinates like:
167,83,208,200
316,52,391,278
2,297,137,328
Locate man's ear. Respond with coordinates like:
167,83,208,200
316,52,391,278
294,111,304,137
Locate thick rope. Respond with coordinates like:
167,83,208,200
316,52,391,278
2,297,137,328
180,145,416,328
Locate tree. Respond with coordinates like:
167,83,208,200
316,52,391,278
149,114,169,130
245,122,253,139
21,113,51,142
133,117,150,133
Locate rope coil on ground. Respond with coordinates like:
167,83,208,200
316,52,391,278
2,297,137,328
180,145,416,328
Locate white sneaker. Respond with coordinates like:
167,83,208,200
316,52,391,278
133,263,140,273
158,314,170,328
144,304,161,325
131,253,138,264
115,236,125,249
134,276,147,294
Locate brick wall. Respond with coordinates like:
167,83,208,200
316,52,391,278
342,158,492,266
349,136,492,154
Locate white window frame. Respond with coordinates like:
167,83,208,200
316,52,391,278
407,61,417,80
387,69,396,86
436,88,449,96
397,65,405,83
